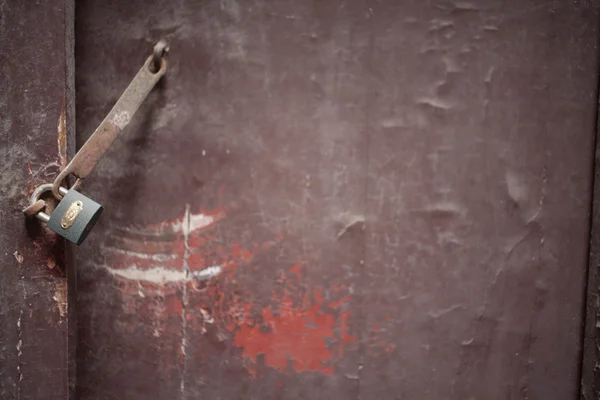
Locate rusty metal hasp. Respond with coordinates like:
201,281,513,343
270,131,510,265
23,40,169,245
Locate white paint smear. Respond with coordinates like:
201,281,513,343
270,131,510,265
104,265,222,284
170,213,216,236
108,248,177,261
111,110,131,129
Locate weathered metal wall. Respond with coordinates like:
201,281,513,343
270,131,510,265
75,1,599,399
0,1,76,399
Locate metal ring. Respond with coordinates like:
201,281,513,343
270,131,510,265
51,169,80,200
29,184,68,223
152,39,169,72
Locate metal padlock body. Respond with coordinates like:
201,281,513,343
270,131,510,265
46,189,103,245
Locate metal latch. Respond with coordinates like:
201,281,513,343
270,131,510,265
23,40,169,245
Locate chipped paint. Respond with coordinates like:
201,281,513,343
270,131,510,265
13,250,23,264
233,286,355,375
57,104,67,169
202,263,357,376
53,281,67,318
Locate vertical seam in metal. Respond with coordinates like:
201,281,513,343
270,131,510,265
579,12,600,399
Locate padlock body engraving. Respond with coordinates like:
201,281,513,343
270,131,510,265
47,190,103,245
61,200,83,229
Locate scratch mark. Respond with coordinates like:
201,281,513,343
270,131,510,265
452,1,480,11
417,97,453,110
16,252,25,400
381,111,428,129
484,66,495,84
414,201,466,219
105,248,178,261
250,167,269,228
427,304,463,318
103,264,223,284
180,204,191,399
57,104,67,169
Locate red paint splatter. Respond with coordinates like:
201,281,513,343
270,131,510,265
288,263,302,279
102,200,392,379
228,269,355,375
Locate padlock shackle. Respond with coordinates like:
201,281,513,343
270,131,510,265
30,184,68,206
36,212,50,223
27,184,68,222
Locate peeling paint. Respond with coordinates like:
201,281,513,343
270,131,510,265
57,104,67,169
233,285,355,375
53,281,67,318
206,263,357,376
13,250,23,264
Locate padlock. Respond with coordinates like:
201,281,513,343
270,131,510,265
30,184,103,245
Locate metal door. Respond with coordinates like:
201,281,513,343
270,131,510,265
3,1,600,399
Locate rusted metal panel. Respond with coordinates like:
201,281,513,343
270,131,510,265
359,3,599,399
0,0,75,399
74,1,599,399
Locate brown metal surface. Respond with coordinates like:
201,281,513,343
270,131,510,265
0,0,76,399
75,1,599,399
52,48,167,199
23,200,47,217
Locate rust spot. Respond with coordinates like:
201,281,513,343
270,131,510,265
57,104,67,169
53,281,67,317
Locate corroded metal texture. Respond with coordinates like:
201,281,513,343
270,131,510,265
75,1,599,399
0,0,75,399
